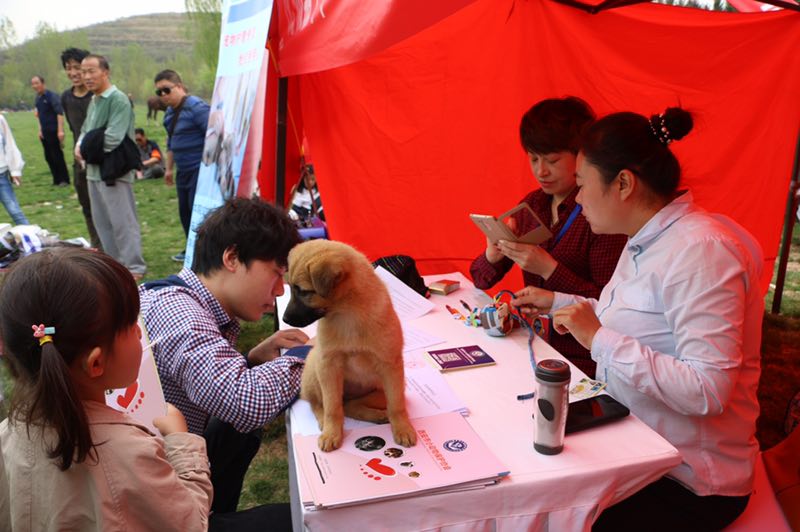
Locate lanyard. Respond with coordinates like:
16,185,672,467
552,204,582,247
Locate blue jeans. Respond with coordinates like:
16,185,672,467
0,171,29,225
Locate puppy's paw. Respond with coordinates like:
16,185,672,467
391,420,417,448
318,428,344,452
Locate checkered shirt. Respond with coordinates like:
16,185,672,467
139,268,304,435
469,187,627,376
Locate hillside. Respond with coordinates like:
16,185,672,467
0,13,194,64
80,13,193,61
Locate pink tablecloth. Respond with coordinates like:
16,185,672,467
282,273,681,531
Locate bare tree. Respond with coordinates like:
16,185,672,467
0,16,17,50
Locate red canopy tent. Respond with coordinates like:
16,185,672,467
256,0,800,294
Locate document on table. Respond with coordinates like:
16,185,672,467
402,323,444,353
294,412,509,509
375,266,435,321
291,355,469,436
404,359,469,416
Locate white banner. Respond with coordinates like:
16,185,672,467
184,0,273,267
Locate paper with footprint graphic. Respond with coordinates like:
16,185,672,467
105,316,167,435
294,412,509,509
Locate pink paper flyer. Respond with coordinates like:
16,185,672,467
294,412,509,509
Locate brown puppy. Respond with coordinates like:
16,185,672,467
283,240,417,452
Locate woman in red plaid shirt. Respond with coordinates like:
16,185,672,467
470,97,626,377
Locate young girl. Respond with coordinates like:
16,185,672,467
0,247,211,530
288,164,325,226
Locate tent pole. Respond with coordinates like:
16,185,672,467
771,129,800,314
275,76,289,208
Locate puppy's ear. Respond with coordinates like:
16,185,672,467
309,257,347,298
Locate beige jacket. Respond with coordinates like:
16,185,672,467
0,400,212,531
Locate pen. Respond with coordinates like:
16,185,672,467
445,304,465,320
142,336,163,351
459,299,472,313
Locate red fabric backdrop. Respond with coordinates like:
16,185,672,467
279,0,800,289
275,0,479,76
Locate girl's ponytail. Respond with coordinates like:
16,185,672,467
0,248,139,470
32,342,94,470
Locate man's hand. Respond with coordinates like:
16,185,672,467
165,168,174,186
57,129,65,145
247,329,310,366
153,404,189,436
38,130,43,141
10,175,21,186
511,286,555,317
551,301,601,350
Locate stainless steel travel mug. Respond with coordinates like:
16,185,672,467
534,359,571,455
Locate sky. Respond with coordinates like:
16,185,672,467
0,0,188,44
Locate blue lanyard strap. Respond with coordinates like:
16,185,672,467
492,290,538,400
552,204,582,247
460,290,540,400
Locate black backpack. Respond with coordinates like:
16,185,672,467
372,255,429,298
142,275,190,291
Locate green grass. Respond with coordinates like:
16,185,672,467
4,106,186,273
767,223,800,316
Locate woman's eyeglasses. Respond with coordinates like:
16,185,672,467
155,87,173,97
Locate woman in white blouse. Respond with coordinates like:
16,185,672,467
513,107,762,530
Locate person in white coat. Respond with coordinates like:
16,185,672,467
0,115,30,225
513,107,762,531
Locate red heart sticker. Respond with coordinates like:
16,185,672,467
364,458,396,476
116,381,139,409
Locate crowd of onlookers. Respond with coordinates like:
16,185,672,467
2,45,327,276
0,47,214,277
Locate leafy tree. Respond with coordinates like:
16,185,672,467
185,0,222,92
106,43,160,104
0,25,91,109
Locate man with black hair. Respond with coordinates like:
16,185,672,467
134,128,165,180
31,75,70,187
139,197,308,516
60,47,101,249
154,69,210,262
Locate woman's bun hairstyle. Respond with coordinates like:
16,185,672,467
648,107,693,146
581,107,693,198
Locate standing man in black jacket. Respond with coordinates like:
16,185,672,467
31,75,70,187
60,47,101,249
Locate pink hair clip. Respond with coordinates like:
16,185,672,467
32,324,56,346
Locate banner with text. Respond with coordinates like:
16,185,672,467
184,0,273,267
